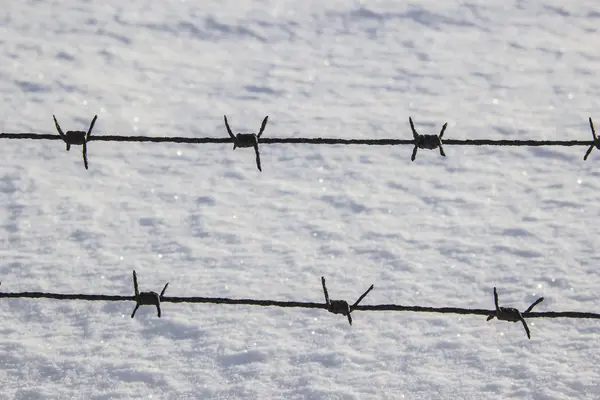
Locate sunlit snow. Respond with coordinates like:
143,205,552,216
2,1,600,399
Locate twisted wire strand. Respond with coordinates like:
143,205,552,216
1,290,598,320
0,132,593,147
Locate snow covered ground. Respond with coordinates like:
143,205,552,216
1,0,600,398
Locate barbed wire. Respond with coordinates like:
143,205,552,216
1,115,599,170
1,272,598,339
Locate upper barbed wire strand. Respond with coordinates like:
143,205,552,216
0,132,593,146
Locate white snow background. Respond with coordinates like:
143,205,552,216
1,0,600,399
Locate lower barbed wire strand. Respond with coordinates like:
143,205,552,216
1,291,599,320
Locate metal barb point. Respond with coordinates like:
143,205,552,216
52,115,97,170
486,287,544,339
223,115,269,171
408,117,447,161
130,270,169,319
321,277,374,326
584,117,600,161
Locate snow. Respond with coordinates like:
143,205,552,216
2,0,600,399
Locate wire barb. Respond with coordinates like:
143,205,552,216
486,287,544,339
409,117,448,161
131,270,169,318
584,117,600,160
224,115,269,171
52,114,97,170
321,276,374,325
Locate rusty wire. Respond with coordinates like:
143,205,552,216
1,116,599,170
0,271,597,339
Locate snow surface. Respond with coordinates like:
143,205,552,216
2,0,600,399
